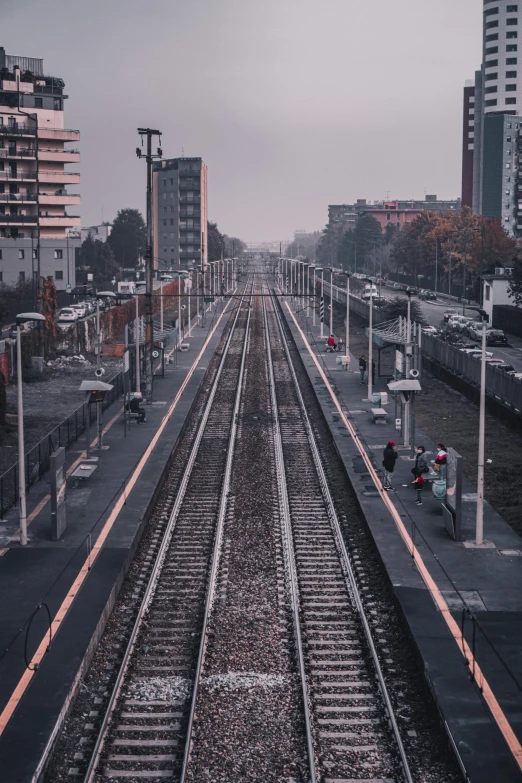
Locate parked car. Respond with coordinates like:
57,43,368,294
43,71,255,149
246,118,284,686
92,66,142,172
465,322,482,341
375,278,387,286
486,329,508,346
443,308,458,322
58,308,79,323
420,289,437,301
484,357,506,366
406,286,419,295
160,274,174,281
460,347,494,358
422,325,439,336
392,282,402,289
70,304,87,319
495,363,516,373
447,315,470,331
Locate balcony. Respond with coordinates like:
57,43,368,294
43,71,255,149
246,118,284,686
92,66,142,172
0,123,36,137
38,149,80,163
179,181,200,191
38,128,80,143
39,193,81,206
0,170,37,182
0,193,37,203
39,171,80,184
179,209,200,218
179,195,200,203
0,214,37,224
0,148,36,159
39,215,81,227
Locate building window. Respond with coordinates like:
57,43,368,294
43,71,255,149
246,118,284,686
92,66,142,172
506,97,517,103
486,59,498,67
53,98,62,111
485,72,498,80
0,271,2,282
507,44,518,51
485,85,498,93
55,270,63,280
486,20,499,29
506,83,517,90
163,179,166,186
507,57,518,64
163,219,166,225
486,46,499,55
507,136,512,141
170,219,174,225
507,17,518,25
170,178,174,185
508,4,518,10
18,249,24,259
507,31,518,38
163,247,167,254
485,286,490,301
54,249,63,259
485,33,499,42
34,97,43,108
484,6,499,15
507,71,517,77
19,270,25,281
32,249,37,259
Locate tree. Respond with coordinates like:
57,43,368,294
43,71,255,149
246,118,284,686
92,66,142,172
107,209,147,269
38,275,58,354
78,235,120,286
223,234,247,257
207,221,225,261
508,250,522,306
382,295,426,325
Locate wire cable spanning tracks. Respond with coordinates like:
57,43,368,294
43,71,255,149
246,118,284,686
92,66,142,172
264,284,414,783
84,282,253,782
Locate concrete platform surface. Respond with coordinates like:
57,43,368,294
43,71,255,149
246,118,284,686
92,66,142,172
281,296,522,783
0,298,234,783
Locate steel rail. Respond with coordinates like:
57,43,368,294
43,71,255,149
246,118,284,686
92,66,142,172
83,282,251,783
269,284,415,783
178,281,254,782
262,288,318,783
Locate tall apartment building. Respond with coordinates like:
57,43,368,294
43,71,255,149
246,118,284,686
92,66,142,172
461,81,476,207
0,46,81,288
467,2,522,235
328,196,461,232
152,157,208,272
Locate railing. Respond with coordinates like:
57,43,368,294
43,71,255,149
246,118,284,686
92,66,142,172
33,84,64,96
0,371,124,518
0,148,36,158
0,170,37,180
39,171,80,179
0,123,36,135
0,193,37,202
0,214,37,223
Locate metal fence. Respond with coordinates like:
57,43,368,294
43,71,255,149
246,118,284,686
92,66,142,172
421,335,522,413
0,371,124,518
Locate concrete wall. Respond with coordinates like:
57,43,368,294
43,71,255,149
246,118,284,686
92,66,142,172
0,237,79,289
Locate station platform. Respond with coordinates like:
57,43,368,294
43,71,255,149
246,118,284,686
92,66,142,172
281,296,522,783
0,298,234,782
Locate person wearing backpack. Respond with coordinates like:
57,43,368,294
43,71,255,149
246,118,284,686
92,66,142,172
382,441,398,491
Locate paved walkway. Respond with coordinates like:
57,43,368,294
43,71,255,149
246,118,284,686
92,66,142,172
282,294,522,783
0,295,234,782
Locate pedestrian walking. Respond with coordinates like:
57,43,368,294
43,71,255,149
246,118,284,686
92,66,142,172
411,445,429,482
382,440,398,491
413,474,425,505
359,354,367,384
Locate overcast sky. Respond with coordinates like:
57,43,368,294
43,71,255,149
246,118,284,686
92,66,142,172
2,0,482,242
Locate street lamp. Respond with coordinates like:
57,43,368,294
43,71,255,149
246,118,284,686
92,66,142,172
309,265,316,324
15,312,46,545
327,267,334,339
475,308,489,546
318,267,325,338
344,271,351,357
364,280,374,401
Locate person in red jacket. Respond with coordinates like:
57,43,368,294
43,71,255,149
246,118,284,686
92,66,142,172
327,334,337,351
413,474,425,505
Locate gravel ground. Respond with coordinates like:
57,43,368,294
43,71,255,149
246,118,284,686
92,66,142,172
186,293,309,782
331,305,522,537
0,356,122,475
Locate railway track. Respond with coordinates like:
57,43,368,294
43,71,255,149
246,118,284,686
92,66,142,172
83,284,253,782
48,268,461,782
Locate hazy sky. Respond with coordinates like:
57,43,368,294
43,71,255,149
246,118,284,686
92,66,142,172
2,0,482,241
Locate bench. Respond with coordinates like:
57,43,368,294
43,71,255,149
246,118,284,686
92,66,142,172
371,407,387,424
70,462,97,488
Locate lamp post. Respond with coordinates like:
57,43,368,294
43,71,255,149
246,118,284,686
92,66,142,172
317,268,324,339
404,291,412,446
328,267,334,339
16,312,46,545
305,263,310,317
365,280,374,401
344,271,351,356
475,309,489,546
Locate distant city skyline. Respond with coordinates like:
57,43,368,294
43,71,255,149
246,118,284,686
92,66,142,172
2,0,482,241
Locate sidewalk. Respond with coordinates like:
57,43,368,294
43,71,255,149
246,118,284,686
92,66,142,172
282,296,522,783
0,295,233,783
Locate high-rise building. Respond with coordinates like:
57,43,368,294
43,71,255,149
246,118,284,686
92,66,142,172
468,2,522,235
461,81,476,207
152,157,208,272
0,46,81,288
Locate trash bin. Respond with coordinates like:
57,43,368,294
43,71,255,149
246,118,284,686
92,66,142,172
336,356,343,365
432,480,447,500
372,392,381,405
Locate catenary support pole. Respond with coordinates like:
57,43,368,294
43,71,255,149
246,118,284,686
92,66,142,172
320,268,325,338
329,268,334,339
476,314,487,546
17,323,27,546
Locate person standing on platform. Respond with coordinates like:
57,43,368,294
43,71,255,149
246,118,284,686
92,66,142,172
413,473,425,505
382,440,398,491
411,445,429,481
359,355,367,384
